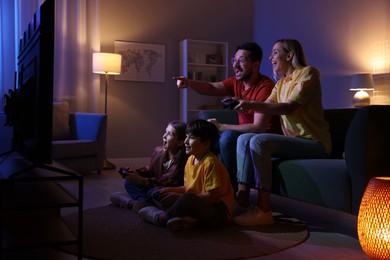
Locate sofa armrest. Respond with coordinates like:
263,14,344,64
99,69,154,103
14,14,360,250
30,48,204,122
198,110,239,124
344,105,390,214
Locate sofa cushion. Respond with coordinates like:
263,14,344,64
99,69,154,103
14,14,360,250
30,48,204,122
198,110,239,124
272,159,352,213
52,140,98,159
52,101,71,140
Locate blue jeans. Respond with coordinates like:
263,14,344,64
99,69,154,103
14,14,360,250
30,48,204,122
124,179,158,203
214,130,243,192
237,133,328,192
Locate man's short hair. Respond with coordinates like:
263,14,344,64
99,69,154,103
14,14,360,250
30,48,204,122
236,42,263,62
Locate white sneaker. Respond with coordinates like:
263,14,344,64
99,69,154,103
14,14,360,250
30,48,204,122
233,208,274,226
110,192,133,209
138,206,165,225
233,203,257,217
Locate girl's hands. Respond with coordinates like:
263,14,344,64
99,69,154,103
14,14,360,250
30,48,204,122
125,172,146,185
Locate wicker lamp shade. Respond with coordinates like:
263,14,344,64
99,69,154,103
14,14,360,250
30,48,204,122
358,177,390,259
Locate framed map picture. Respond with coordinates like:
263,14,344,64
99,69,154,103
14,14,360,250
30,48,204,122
114,41,165,82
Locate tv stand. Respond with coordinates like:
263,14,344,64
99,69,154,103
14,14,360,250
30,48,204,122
0,153,83,259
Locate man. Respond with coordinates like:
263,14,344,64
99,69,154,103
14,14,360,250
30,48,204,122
174,42,281,192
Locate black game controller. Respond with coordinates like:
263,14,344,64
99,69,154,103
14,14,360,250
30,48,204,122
118,167,130,178
221,98,239,110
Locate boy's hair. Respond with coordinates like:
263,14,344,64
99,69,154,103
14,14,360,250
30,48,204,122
187,119,219,146
236,42,263,63
169,121,187,141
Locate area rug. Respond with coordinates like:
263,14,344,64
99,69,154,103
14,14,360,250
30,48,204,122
62,204,309,260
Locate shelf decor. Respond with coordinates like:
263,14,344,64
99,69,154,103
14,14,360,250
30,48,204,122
114,41,165,82
358,176,390,259
179,39,228,122
206,54,222,64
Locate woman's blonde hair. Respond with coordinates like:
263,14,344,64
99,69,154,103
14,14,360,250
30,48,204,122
276,39,307,67
274,39,307,79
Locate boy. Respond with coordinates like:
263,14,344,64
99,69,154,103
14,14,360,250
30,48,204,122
138,119,234,231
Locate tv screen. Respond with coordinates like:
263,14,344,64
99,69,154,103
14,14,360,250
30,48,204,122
13,0,54,165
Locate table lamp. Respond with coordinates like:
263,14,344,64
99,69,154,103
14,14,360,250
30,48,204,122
350,73,375,107
358,177,390,259
92,52,122,170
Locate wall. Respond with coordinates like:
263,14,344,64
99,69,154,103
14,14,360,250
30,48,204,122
253,0,390,109
99,0,254,158
99,0,390,159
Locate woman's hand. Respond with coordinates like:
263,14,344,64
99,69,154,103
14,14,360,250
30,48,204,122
207,118,223,131
234,99,253,112
173,76,189,89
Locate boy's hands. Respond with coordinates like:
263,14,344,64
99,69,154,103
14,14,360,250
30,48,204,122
153,188,182,208
159,192,181,208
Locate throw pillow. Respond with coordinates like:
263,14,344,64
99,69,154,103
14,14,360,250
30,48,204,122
52,101,70,140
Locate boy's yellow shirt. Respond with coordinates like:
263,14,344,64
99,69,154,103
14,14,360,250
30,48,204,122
184,152,234,218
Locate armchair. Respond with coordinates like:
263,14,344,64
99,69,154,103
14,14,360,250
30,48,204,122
51,102,107,174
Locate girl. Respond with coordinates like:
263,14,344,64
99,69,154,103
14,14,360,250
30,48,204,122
110,121,188,210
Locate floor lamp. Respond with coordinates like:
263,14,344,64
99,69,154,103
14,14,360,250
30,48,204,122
92,52,122,170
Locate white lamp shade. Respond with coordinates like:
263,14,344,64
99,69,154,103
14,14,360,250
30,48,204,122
350,73,375,91
93,53,122,75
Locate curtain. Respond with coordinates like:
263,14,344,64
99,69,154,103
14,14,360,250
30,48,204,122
0,0,100,113
54,0,100,112
0,0,20,112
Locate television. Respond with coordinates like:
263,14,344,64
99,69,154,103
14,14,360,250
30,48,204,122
12,0,54,165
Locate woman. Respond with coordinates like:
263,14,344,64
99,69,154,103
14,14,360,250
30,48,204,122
233,39,331,226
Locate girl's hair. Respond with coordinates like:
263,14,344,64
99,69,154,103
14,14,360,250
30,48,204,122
275,39,307,68
169,121,187,141
186,119,219,146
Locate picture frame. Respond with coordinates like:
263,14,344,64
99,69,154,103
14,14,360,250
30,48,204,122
114,41,165,82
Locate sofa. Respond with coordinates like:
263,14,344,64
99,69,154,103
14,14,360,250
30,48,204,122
51,102,107,174
198,105,390,215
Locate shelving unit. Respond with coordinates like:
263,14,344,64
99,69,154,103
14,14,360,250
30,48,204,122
179,39,229,122
0,155,83,259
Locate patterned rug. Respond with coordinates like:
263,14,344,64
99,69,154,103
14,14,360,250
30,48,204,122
62,204,309,260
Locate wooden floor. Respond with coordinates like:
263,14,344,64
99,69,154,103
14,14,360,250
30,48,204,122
63,158,369,260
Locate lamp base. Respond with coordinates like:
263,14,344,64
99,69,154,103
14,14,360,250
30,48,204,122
352,90,370,107
104,158,116,170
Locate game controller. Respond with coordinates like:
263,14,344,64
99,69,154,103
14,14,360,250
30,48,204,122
118,167,130,178
221,98,239,110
